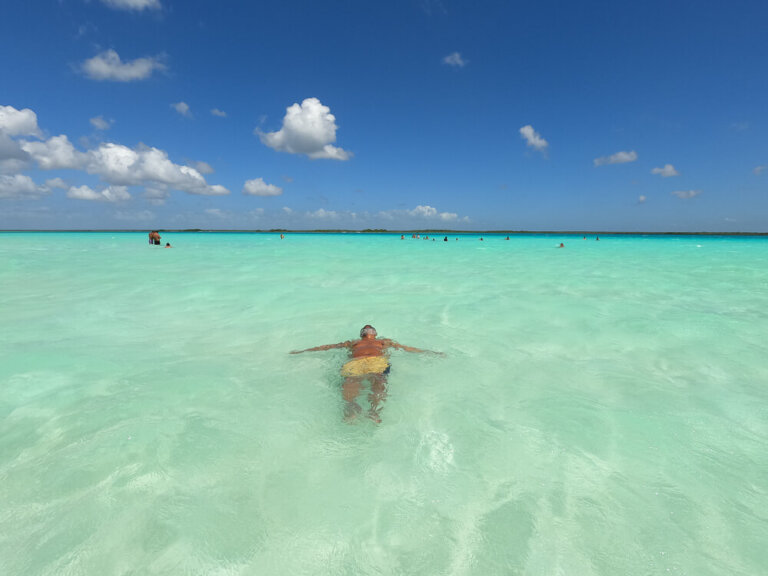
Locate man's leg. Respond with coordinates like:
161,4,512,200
367,373,389,423
341,376,363,421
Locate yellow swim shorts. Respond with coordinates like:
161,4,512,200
341,356,391,377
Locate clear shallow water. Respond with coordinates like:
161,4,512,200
1,232,767,575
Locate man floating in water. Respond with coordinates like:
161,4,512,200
291,325,442,423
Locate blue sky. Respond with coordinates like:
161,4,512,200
1,0,767,231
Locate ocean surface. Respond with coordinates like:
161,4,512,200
1,231,767,576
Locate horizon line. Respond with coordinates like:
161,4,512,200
2,229,767,236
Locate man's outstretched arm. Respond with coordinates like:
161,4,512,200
385,340,444,356
290,341,351,354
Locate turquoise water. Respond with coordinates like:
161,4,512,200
1,232,767,575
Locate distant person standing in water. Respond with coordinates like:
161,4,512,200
148,231,161,245
291,325,442,423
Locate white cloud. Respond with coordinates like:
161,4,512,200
0,132,31,173
410,205,437,217
443,52,467,67
90,116,112,130
83,143,229,195
102,186,131,201
45,177,68,189
651,164,679,177
21,135,228,196
638,195,647,203
282,206,293,214
671,190,701,199
243,177,283,196
307,208,338,219
258,97,351,160
82,50,165,82
67,184,130,202
194,161,213,174
211,108,227,118
172,102,191,117
754,165,765,175
0,105,42,137
5,105,228,202
21,135,85,170
519,125,548,153
378,205,466,222
205,208,227,218
100,0,161,10
248,208,264,217
0,174,48,199
144,187,170,204
594,150,638,166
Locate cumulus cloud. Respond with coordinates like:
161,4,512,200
205,208,227,218
0,105,42,137
754,165,765,175
211,108,227,118
594,150,638,166
443,52,467,67
258,97,351,160
67,185,131,202
143,187,170,204
83,143,229,195
638,195,647,203
671,190,701,199
378,205,465,222
90,116,113,130
307,208,338,219
410,205,437,217
45,177,68,189
100,0,161,10
21,134,228,196
0,132,31,173
172,102,191,117
651,164,679,177
3,105,228,203
519,125,548,153
243,177,283,196
81,50,165,82
0,174,48,199
194,161,213,174
21,135,86,170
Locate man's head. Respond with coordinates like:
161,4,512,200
360,325,377,338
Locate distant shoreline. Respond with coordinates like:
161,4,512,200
1,229,767,236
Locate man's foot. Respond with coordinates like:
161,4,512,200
343,401,362,422
367,408,382,424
